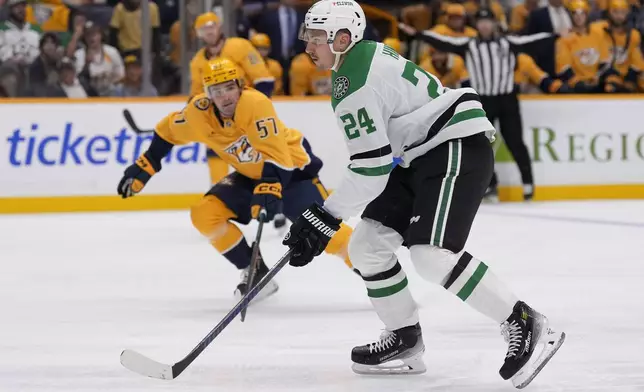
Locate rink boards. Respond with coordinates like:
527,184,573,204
1,95,643,213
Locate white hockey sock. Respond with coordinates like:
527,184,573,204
362,260,419,331
410,246,518,324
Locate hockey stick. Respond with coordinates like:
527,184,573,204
240,208,267,322
123,109,155,134
120,247,294,380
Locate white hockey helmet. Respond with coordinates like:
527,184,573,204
299,0,366,68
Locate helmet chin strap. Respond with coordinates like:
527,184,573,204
330,52,343,72
329,40,358,72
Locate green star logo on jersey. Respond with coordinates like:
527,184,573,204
333,76,350,100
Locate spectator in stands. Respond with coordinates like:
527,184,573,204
75,22,124,97
63,12,87,59
526,0,572,75
109,0,161,57
28,32,62,96
289,50,332,96
432,4,477,37
590,0,644,92
250,33,284,95
47,57,97,98
510,0,540,33
556,0,617,92
168,0,199,69
111,53,157,97
462,0,507,29
422,4,477,66
0,0,41,67
253,0,306,91
419,46,469,89
0,64,20,96
401,1,440,32
25,0,73,35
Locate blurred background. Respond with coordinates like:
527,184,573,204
1,0,643,99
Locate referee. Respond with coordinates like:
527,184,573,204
402,9,554,201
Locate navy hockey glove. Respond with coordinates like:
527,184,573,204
117,153,160,198
283,203,341,267
251,180,283,222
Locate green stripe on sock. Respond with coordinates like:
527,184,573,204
367,277,409,298
456,262,488,301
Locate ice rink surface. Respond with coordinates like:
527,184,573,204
2,201,643,392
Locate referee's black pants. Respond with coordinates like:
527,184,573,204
480,93,533,188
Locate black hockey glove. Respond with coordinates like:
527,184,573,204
282,203,341,267
117,153,160,198
251,179,282,222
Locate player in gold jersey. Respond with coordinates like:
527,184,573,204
589,0,644,91
188,12,275,208
117,58,354,300
250,33,284,95
289,53,333,96
419,47,469,88
189,12,274,98
558,0,619,92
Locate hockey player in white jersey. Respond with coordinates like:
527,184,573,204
282,0,565,389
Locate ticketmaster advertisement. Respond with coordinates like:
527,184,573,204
1,98,643,204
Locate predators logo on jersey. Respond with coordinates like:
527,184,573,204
194,97,211,110
575,47,601,65
154,88,311,180
224,136,262,164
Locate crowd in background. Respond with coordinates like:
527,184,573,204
1,0,644,98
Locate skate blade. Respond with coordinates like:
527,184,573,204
352,351,426,375
482,195,499,204
512,330,566,389
234,282,279,306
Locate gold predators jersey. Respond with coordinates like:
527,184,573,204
189,37,274,96
26,1,70,32
590,20,644,76
431,24,477,38
289,53,332,96
556,30,610,85
265,57,284,95
515,53,562,92
419,54,469,88
419,24,477,63
155,88,310,180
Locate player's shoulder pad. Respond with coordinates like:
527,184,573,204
227,37,263,64
589,20,608,33
237,88,273,120
190,48,206,65
430,24,448,34
192,95,211,111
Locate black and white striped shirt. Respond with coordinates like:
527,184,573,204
417,31,553,96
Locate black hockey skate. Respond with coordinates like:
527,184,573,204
351,323,426,375
500,301,566,389
234,254,278,302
